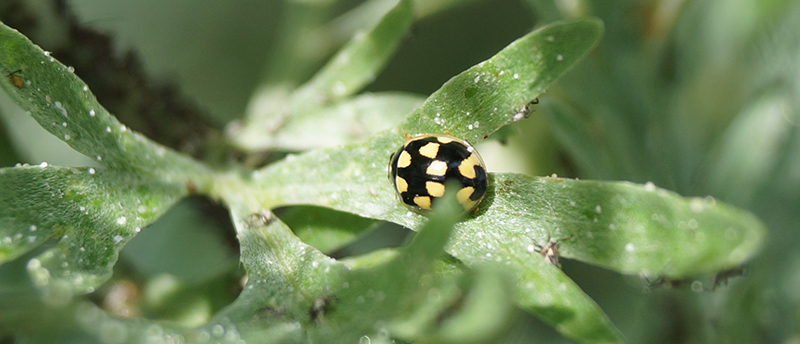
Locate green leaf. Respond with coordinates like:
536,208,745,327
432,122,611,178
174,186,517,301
0,166,185,301
209,190,485,343
67,194,510,344
0,21,212,184
233,92,423,151
395,18,603,145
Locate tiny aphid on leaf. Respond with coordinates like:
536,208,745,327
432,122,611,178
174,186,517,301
389,134,487,213
534,236,572,267
7,69,23,89
309,295,337,322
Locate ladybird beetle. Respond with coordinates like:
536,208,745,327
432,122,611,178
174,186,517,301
389,134,487,213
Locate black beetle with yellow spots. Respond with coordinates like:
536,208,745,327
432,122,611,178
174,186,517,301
389,134,487,213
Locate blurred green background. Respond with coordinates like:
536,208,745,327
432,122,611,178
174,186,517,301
1,0,799,342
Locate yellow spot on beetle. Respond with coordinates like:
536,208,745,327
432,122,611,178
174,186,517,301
426,160,447,176
397,150,412,168
414,196,432,209
458,154,481,179
457,187,475,209
436,136,454,144
396,176,408,193
418,142,440,159
426,181,445,197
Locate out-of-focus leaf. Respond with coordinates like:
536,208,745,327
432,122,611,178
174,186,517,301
277,205,381,253
707,90,795,204
233,92,423,151
540,98,611,176
0,166,185,302
233,0,415,152
0,109,22,166
0,21,212,184
121,199,238,284
293,0,413,105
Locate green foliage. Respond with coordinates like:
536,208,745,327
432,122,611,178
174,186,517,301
0,0,774,343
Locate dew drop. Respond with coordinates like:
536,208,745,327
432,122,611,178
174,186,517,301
196,330,210,342
691,280,704,292
625,243,635,252
96,155,102,161
211,324,224,337
106,126,111,133
689,198,705,213
29,225,37,232
116,217,127,225
556,54,564,61
62,122,67,127
83,85,89,91
434,117,445,125
513,73,520,79
88,168,96,174
359,335,371,344
644,181,656,192
67,66,75,73
64,134,71,140
89,109,96,117
332,81,346,96
527,244,535,253
39,162,48,168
